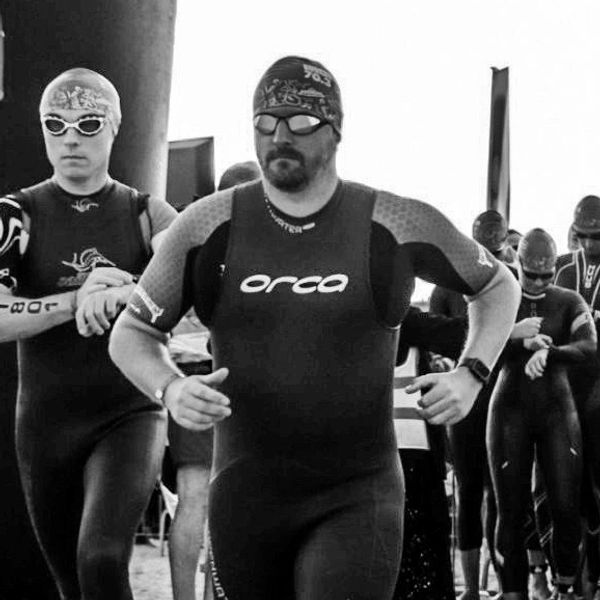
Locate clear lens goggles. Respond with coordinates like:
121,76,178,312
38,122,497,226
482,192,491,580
42,115,107,137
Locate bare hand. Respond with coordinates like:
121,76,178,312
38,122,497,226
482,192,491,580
523,334,553,352
75,286,131,337
405,368,483,426
525,348,549,380
512,317,543,340
165,367,231,431
76,267,134,307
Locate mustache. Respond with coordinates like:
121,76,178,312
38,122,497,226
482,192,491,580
266,148,305,165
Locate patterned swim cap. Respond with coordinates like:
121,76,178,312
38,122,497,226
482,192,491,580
40,68,121,134
253,56,343,137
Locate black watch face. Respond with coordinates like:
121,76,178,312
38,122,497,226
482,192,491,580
462,358,489,381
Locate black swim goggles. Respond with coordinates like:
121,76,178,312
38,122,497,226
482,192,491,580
42,115,107,136
253,113,327,136
522,269,554,281
575,231,600,241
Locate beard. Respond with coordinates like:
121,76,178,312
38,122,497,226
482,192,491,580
260,142,336,192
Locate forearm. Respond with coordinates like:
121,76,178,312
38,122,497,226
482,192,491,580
109,311,183,401
462,262,520,368
548,340,596,364
548,325,597,364
0,290,76,342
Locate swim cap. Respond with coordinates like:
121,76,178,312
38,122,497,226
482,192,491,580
253,56,343,137
39,68,121,134
218,161,261,191
472,210,508,253
517,228,557,272
573,195,600,234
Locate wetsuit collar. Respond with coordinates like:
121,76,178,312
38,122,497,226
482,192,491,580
50,175,115,200
263,179,343,235
522,289,547,301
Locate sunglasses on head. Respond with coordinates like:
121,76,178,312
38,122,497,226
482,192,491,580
522,269,554,281
253,113,326,136
42,115,107,137
575,231,600,241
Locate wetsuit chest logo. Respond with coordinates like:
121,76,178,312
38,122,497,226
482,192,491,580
71,198,99,213
57,247,115,288
240,273,349,294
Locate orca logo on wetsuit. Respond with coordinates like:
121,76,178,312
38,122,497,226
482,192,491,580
240,273,349,294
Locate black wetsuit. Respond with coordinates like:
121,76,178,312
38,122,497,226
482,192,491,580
128,179,499,600
487,284,595,593
0,180,174,600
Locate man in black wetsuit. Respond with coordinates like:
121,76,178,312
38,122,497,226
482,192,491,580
0,68,177,600
110,56,520,600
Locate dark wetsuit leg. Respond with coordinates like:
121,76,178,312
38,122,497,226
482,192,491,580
17,407,166,600
487,372,534,594
208,459,404,600
448,393,490,551
18,439,83,599
489,368,583,592
534,380,582,583
77,411,166,600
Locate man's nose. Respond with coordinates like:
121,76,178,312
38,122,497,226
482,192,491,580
272,119,293,144
62,127,80,145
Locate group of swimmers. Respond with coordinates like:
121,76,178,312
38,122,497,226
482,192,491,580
0,53,593,600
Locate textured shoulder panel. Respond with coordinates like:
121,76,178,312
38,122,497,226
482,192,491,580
373,191,459,245
372,190,497,293
127,189,233,331
176,190,233,247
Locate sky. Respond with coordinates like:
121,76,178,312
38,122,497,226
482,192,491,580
168,0,600,297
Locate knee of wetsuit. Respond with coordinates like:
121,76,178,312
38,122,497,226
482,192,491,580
77,541,129,590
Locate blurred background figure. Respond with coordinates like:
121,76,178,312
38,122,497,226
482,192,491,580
507,228,523,253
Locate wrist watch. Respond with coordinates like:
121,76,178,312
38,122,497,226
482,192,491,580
457,357,490,385
154,372,184,403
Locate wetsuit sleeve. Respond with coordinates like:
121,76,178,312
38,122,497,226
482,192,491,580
374,191,520,372
373,192,499,295
0,196,24,291
399,307,467,361
146,196,178,236
109,191,233,402
547,295,597,364
125,192,233,333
